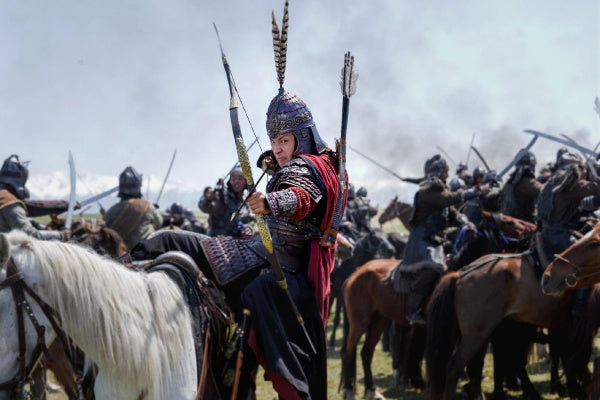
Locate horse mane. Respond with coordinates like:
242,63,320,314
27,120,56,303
7,231,192,399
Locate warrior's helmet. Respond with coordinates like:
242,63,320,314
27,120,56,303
169,202,184,215
556,151,581,170
266,0,327,156
347,183,356,200
472,166,485,182
0,154,29,199
516,150,536,171
424,154,449,178
456,162,468,175
356,186,368,198
118,166,143,199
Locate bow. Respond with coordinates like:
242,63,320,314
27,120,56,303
213,23,315,356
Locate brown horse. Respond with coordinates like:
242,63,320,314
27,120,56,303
425,251,588,400
340,212,535,400
378,196,412,231
542,221,600,294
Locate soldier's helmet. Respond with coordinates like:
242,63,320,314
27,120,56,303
356,186,368,198
556,151,581,170
118,166,143,198
456,162,468,175
484,170,499,185
169,202,184,215
347,183,356,200
266,89,327,156
472,166,485,181
424,154,449,178
0,154,30,199
516,151,536,170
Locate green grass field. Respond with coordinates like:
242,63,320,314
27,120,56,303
46,306,592,399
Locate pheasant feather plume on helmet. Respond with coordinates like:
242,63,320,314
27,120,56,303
266,0,327,156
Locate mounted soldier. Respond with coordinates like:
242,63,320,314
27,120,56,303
198,167,255,237
163,202,207,234
501,150,542,223
0,154,71,240
537,151,600,317
343,185,376,238
103,166,163,249
462,166,488,226
129,4,351,398
396,154,483,325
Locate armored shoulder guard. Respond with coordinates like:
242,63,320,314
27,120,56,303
419,176,445,192
267,157,323,202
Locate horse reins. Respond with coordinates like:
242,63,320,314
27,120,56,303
552,253,600,287
0,257,75,396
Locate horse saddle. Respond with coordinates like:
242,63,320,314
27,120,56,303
389,262,414,295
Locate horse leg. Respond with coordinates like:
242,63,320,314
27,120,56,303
329,293,342,347
45,339,79,399
406,326,426,390
464,345,487,400
360,315,386,400
381,319,391,353
391,324,408,388
341,311,364,398
444,333,491,400
547,329,567,396
29,361,47,400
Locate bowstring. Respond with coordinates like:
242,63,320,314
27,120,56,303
229,72,265,156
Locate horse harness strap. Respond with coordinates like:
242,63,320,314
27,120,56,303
0,257,75,394
459,253,524,277
553,253,600,287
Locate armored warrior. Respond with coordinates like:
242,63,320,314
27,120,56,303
462,166,488,226
448,162,471,191
398,154,482,325
198,167,254,237
163,202,207,234
129,3,348,398
343,185,376,238
537,151,600,317
501,150,542,222
0,154,70,240
103,166,163,249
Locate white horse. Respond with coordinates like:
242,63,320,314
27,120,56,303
0,231,198,400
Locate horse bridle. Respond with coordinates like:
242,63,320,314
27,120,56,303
553,253,600,288
0,257,73,396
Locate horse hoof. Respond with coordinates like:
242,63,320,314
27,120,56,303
364,388,385,400
343,388,356,400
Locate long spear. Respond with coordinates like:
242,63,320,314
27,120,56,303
349,145,423,184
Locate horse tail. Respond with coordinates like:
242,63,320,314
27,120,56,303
425,271,458,399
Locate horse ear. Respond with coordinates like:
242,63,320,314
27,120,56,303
0,234,10,271
101,228,111,241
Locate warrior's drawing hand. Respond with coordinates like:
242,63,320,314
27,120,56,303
248,192,270,215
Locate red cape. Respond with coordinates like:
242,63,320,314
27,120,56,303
302,153,347,328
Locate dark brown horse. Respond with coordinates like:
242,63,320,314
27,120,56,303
425,251,588,400
378,196,412,231
340,212,535,400
542,221,600,294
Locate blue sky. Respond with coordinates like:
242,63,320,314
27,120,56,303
1,0,598,209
